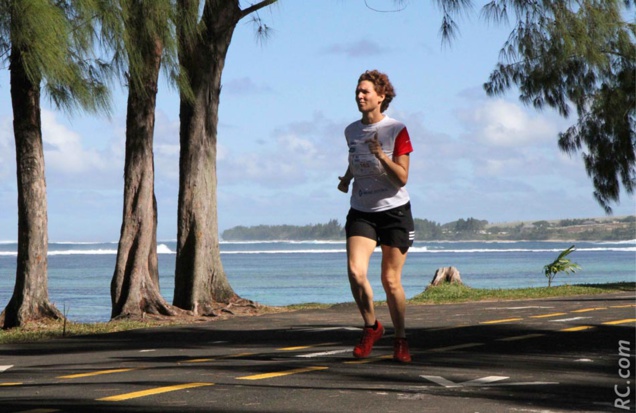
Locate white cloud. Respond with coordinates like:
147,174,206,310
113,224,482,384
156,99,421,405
42,110,109,174
218,112,346,187
277,132,318,161
153,110,180,182
223,77,273,95
457,99,558,147
0,115,14,181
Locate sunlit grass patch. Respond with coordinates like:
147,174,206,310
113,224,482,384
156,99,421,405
409,282,635,304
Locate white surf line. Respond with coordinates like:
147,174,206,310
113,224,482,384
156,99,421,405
296,349,351,358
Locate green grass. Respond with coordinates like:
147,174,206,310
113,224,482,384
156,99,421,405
410,282,635,304
1,282,633,345
0,319,182,345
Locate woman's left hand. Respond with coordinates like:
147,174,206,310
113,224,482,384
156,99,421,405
367,133,385,160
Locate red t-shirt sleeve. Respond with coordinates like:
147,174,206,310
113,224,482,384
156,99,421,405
394,127,413,157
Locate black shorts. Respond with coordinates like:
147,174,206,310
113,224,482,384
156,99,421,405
345,202,415,248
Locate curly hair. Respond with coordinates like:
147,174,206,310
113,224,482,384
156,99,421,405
358,70,396,112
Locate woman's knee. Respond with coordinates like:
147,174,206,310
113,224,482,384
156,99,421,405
381,273,403,294
348,263,368,284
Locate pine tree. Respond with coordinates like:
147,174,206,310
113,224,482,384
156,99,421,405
0,0,110,328
103,0,185,320
173,0,277,314
482,0,635,213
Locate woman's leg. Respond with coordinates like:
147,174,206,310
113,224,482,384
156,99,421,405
346,235,378,326
380,245,408,338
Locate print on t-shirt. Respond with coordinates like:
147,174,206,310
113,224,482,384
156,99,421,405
345,116,413,212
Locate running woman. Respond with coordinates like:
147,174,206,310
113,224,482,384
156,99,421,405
338,69,414,362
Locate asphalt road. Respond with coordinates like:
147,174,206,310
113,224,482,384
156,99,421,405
1,291,635,413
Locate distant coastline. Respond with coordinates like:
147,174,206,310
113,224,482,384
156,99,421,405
221,215,636,242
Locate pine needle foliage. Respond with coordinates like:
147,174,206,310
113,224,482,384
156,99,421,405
481,0,635,213
97,0,182,98
0,0,112,115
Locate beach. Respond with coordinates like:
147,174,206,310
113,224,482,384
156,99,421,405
0,239,634,323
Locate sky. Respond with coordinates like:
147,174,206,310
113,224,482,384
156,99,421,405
0,0,634,242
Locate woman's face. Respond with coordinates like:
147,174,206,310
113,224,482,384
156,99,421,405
356,80,385,114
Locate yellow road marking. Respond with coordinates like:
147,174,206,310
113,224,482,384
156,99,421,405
97,382,213,402
221,352,255,359
428,325,469,332
572,307,607,313
603,319,636,326
344,355,392,364
426,343,484,352
237,366,328,380
278,342,338,351
480,318,523,324
184,358,214,363
0,382,23,386
58,368,137,379
497,334,546,342
610,304,636,309
530,313,566,319
561,326,595,332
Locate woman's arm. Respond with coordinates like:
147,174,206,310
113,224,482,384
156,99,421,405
381,153,410,187
337,167,353,193
368,134,410,187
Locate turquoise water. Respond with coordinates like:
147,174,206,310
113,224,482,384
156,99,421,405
0,240,634,323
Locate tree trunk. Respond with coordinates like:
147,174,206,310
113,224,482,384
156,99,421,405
429,266,463,287
2,48,62,328
173,1,243,314
110,33,178,319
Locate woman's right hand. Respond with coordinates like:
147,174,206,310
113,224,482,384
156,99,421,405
337,176,350,193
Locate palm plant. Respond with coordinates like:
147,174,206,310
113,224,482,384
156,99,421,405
543,245,581,287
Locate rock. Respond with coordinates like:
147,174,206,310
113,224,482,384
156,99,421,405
430,266,462,286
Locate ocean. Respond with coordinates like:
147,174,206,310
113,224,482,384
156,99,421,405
0,240,634,323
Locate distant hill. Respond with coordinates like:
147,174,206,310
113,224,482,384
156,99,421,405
222,215,635,242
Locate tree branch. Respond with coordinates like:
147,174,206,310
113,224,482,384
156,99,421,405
240,0,278,19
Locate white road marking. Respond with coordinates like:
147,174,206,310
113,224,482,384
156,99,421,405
0,365,13,372
296,349,351,358
421,375,508,388
549,317,591,322
421,375,558,388
294,327,361,332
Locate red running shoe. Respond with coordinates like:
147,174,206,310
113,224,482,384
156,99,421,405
393,338,412,362
353,320,384,358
